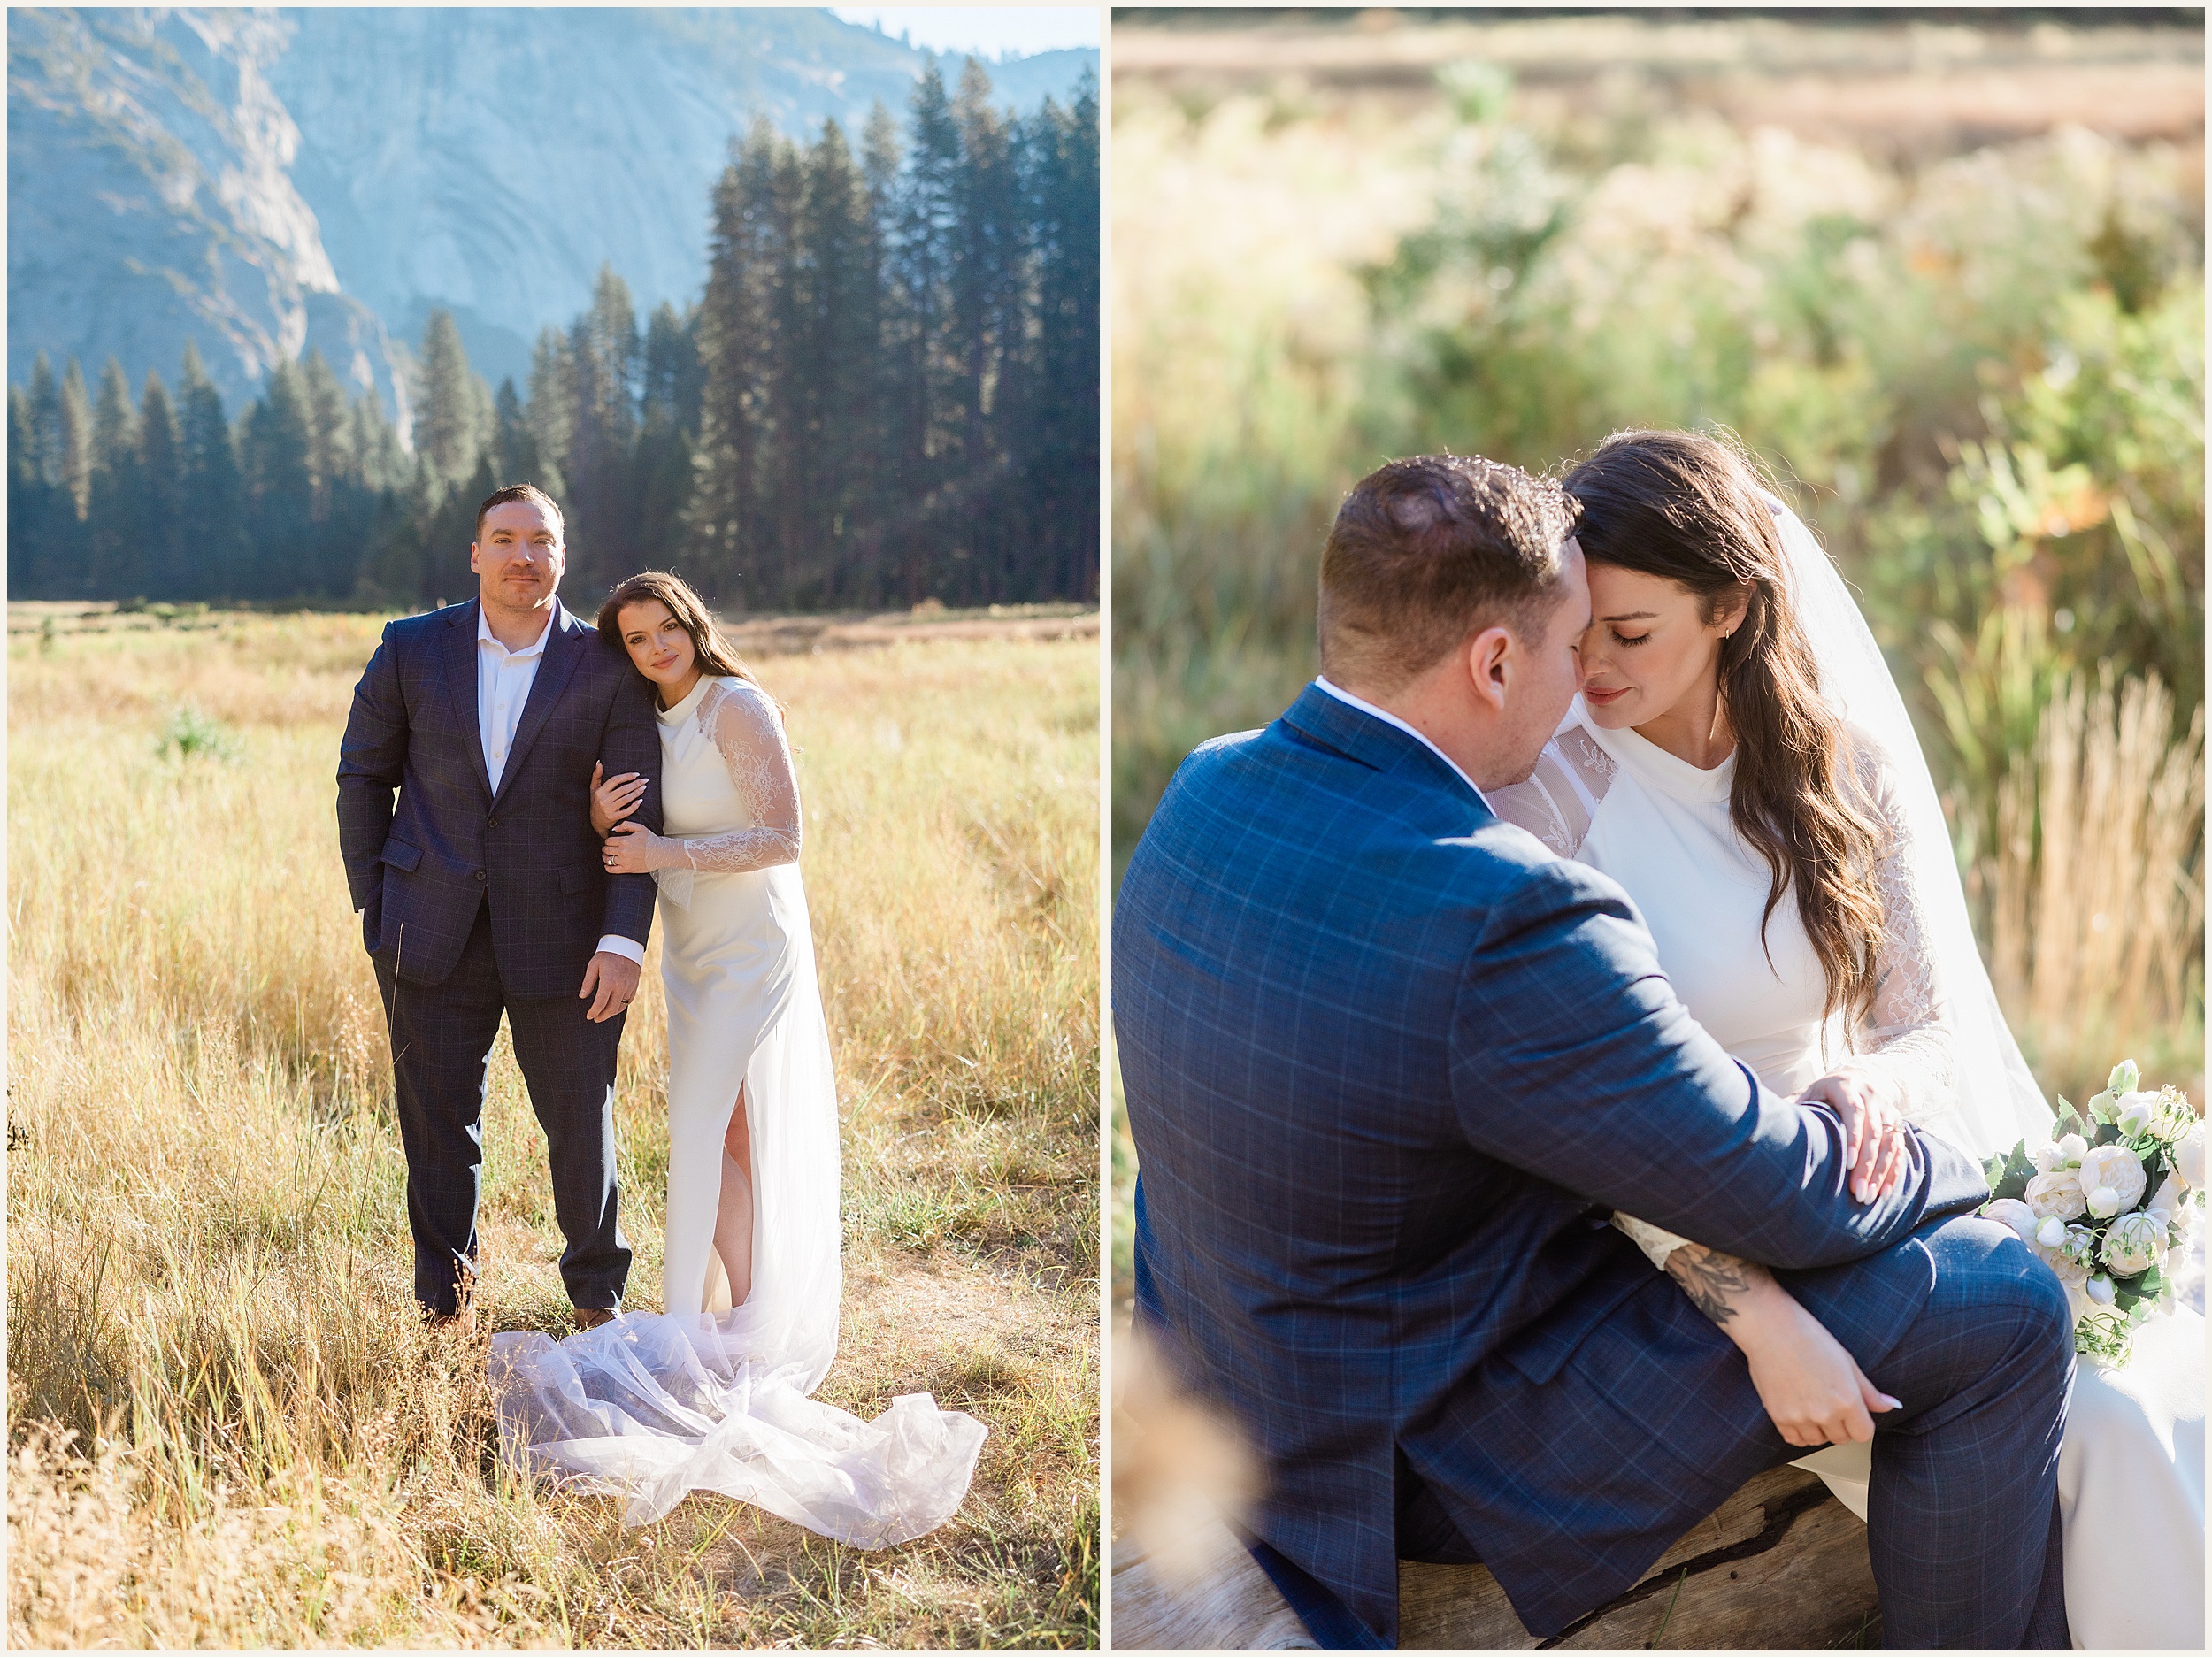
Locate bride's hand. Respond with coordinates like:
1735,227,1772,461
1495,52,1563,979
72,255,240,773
591,762,649,837
1733,1285,1901,1448
1799,1068,1908,1204
603,819,671,875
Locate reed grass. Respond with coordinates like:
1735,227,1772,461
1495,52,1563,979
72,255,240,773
6,607,1100,1648
1987,669,2206,1104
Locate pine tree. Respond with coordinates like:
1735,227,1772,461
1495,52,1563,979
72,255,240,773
565,266,642,596
58,358,94,524
1019,75,1100,602
88,357,144,597
893,64,964,602
951,60,1017,490
636,304,700,568
792,119,879,606
9,384,55,597
415,310,489,492
351,388,409,495
525,326,574,500
492,378,544,488
687,118,792,608
239,360,315,598
178,342,248,599
137,372,188,599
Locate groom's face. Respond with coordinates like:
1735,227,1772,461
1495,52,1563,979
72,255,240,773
1494,537,1591,783
472,501,565,613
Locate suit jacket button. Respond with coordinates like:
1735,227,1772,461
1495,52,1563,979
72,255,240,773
487,816,497,827
475,870,487,882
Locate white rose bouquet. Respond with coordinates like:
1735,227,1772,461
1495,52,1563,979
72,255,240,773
1978,1060,2205,1365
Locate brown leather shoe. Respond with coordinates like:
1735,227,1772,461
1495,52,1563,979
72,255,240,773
573,1306,618,1331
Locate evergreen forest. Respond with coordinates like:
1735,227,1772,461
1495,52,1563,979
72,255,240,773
8,62,1099,614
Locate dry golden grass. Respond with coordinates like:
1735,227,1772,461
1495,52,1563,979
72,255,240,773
5,607,1100,1648
1988,669,2206,1105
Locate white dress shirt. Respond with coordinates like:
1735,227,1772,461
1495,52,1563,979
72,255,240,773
1314,677,1491,808
478,604,644,966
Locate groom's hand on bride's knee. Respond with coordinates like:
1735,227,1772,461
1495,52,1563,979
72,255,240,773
580,952,641,1022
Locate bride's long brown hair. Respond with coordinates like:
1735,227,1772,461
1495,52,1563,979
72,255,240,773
1563,430,1888,1032
596,571,777,709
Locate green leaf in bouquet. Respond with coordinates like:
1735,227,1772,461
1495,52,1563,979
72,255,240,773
2107,1059,2139,1096
2086,1090,2117,1126
2140,1150,2165,1193
1986,1139,2035,1201
2093,1121,2121,1147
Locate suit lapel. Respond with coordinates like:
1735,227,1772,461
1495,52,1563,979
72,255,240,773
494,599,588,804
444,602,495,801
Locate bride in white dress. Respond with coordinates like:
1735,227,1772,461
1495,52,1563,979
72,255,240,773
1490,431,2202,1649
487,571,985,1545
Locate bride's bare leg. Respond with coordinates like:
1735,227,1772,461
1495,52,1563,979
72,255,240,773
711,1085,756,1306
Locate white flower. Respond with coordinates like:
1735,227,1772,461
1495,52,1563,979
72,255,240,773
2077,1144,2147,1216
2101,1210,2167,1277
2033,1143,2064,1174
2147,1174,2185,1224
2024,1169,2087,1222
1982,1197,2039,1245
2058,1132,2089,1164
2036,1215,2067,1249
2043,1250,2091,1321
2085,1274,2116,1307
2116,1092,2163,1136
2108,1060,2141,1097
2117,1087,2195,1143
2173,1121,2205,1191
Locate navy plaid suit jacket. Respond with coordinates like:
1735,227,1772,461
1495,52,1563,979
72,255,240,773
336,598,663,996
1114,684,1991,1645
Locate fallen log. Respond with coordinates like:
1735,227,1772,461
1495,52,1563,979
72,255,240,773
1111,1466,1879,1650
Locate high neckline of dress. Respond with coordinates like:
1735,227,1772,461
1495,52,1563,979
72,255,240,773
657,672,713,726
1574,698,1735,804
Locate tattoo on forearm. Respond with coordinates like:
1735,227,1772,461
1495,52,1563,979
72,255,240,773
1666,1245,1755,1328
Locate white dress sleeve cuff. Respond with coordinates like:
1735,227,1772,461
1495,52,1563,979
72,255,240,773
1612,1212,1693,1270
595,933,646,965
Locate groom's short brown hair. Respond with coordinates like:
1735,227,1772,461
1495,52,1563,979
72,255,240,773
1317,454,1579,693
473,482,565,542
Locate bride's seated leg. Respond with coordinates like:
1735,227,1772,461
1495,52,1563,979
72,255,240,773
712,1085,755,1307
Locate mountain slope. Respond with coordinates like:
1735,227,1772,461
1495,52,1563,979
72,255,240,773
8,6,1096,413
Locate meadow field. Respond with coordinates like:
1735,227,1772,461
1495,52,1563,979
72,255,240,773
6,603,1100,1647
1111,12,2204,1163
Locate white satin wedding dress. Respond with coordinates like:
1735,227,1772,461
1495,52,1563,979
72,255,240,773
1493,681,2203,1643
489,675,985,1544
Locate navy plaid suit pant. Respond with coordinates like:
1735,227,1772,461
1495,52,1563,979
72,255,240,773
1375,1213,2073,1649
374,897,632,1315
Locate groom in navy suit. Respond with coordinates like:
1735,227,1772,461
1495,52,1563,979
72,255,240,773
338,484,663,1327
1115,456,2072,1647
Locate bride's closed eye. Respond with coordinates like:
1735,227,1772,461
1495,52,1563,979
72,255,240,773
1609,629,1652,647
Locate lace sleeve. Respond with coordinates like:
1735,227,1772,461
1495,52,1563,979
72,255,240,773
667,679,803,876
1486,722,1619,857
1842,739,1959,1124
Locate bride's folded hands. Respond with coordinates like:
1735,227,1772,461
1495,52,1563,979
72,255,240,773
603,817,683,874
1664,1242,1902,1448
1798,1066,1910,1203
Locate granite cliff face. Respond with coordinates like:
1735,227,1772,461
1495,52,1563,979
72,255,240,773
9,7,1094,418
8,8,403,418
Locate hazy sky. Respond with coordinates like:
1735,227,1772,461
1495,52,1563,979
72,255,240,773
831,6,1101,58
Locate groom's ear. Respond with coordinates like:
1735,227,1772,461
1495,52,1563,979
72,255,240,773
1464,625,1514,711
